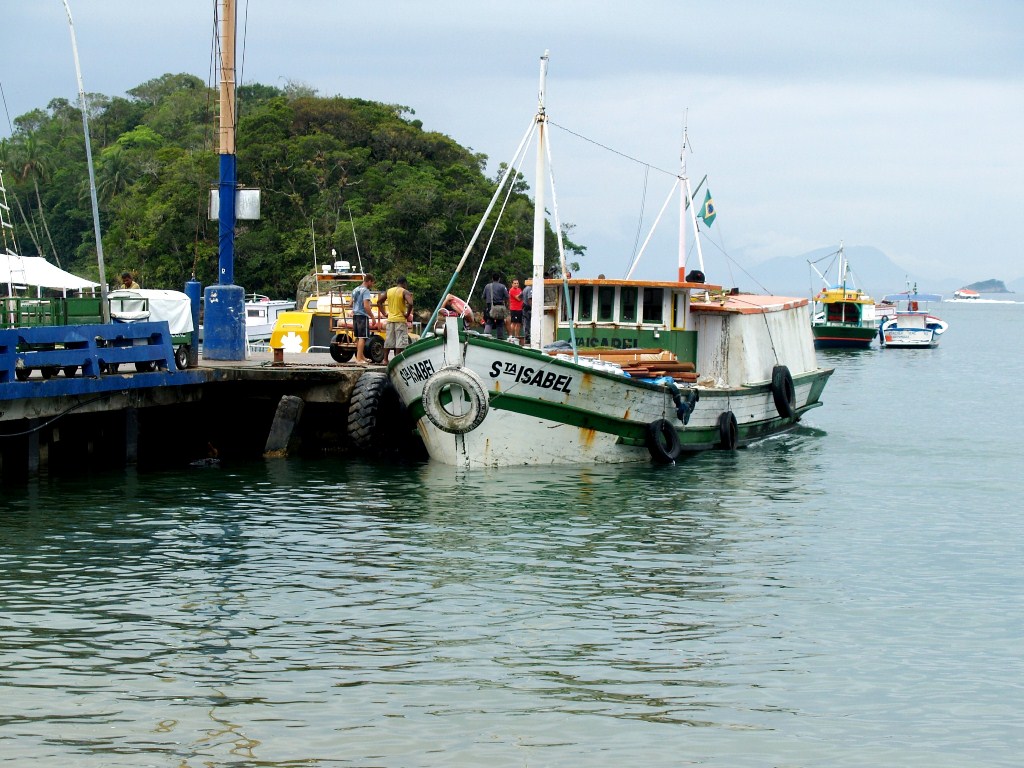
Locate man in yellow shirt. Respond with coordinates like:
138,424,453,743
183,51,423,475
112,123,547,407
376,276,413,363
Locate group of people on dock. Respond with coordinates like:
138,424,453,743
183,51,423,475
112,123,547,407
346,271,535,366
481,273,531,343
349,274,414,365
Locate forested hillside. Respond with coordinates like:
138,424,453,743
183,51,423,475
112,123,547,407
0,73,581,305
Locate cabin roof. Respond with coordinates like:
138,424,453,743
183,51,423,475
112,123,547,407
525,277,721,291
690,293,809,315
816,288,874,304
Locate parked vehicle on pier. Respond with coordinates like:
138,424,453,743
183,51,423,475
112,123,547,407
108,289,195,370
268,265,418,364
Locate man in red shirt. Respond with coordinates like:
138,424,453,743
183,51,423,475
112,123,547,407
508,278,524,340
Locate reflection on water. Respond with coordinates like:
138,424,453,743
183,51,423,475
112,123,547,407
2,303,1022,766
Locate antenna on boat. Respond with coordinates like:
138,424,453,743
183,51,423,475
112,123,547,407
348,205,364,275
61,0,109,322
310,218,319,295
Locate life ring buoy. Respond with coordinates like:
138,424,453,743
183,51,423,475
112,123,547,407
718,410,738,450
771,364,796,420
422,365,489,434
646,418,681,463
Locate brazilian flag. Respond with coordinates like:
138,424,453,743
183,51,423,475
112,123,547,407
700,189,716,228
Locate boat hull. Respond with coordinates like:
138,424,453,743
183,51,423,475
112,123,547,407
388,330,833,468
812,324,876,349
878,316,947,349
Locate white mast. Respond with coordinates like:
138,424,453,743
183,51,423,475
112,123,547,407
680,122,705,280
62,0,108,321
529,51,549,349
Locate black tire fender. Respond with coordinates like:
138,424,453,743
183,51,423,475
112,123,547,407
646,418,682,463
770,364,796,420
421,366,489,434
718,410,739,450
347,371,390,450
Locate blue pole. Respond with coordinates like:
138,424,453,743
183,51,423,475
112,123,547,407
185,277,201,368
203,0,245,360
218,154,237,284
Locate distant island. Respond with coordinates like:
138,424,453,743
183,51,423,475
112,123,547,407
962,279,1012,293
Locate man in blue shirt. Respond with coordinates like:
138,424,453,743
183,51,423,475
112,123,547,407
351,274,375,364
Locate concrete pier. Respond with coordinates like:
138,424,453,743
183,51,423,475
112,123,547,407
0,352,385,484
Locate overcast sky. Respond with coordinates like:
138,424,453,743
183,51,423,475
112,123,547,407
3,0,1022,284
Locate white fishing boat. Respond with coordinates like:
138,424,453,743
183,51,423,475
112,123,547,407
245,294,295,342
877,291,948,348
375,53,833,468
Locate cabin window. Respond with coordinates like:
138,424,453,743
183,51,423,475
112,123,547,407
561,287,576,321
597,286,615,322
826,303,858,322
620,287,638,322
642,288,664,324
672,292,686,328
578,285,594,321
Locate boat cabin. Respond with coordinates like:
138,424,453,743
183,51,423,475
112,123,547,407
544,278,717,363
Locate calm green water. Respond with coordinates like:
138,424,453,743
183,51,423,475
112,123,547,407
2,301,1022,767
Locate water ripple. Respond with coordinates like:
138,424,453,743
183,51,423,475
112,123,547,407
2,304,1022,766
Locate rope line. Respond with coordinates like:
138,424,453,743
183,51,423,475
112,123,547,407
0,394,109,438
629,164,650,271
465,121,536,304
548,120,678,178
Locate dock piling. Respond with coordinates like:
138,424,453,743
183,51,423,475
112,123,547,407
264,395,305,458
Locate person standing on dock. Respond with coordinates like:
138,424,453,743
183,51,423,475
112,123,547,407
351,274,375,365
120,272,140,289
482,273,509,340
508,278,524,341
521,280,533,345
378,276,413,363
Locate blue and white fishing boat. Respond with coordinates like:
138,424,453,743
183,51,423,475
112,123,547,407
877,292,948,348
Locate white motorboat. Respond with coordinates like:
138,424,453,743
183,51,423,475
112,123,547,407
877,292,948,348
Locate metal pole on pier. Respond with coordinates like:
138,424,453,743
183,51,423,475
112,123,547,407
203,0,246,360
61,0,109,322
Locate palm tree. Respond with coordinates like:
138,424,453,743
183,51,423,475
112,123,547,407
0,139,43,257
96,147,131,203
16,133,61,267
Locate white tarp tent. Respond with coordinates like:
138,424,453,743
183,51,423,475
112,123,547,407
2,254,100,293
108,289,194,335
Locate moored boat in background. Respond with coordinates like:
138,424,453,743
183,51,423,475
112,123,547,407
808,243,877,349
877,291,948,348
952,288,980,301
245,294,295,342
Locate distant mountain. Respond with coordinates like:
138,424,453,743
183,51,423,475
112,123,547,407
962,279,1012,294
745,245,932,298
